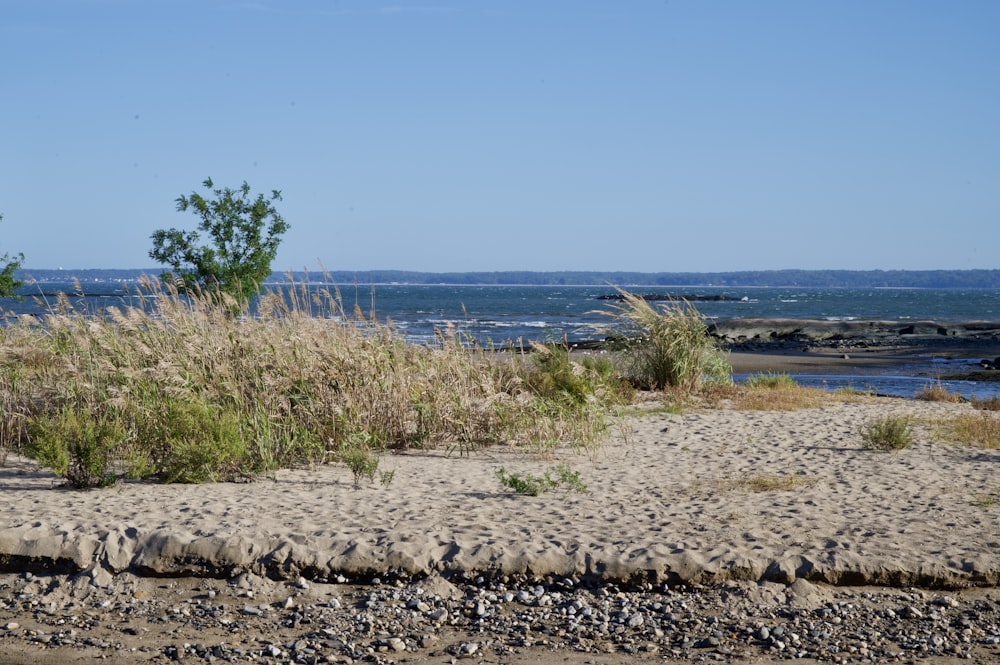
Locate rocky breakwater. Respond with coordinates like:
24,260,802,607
709,318,1000,352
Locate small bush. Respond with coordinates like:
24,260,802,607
340,433,382,488
860,415,914,450
495,464,587,496
29,408,125,488
147,399,248,483
523,342,593,406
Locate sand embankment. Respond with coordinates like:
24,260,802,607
2,397,997,589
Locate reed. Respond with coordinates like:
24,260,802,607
1,277,623,487
598,291,731,393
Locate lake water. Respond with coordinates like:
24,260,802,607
3,280,999,399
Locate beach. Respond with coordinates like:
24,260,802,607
2,373,1000,663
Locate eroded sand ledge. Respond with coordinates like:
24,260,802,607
2,398,998,590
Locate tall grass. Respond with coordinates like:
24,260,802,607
0,277,624,487
599,291,731,392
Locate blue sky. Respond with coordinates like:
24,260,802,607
1,1,997,272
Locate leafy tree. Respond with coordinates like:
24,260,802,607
149,178,288,308
0,213,25,297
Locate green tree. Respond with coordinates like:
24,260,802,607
149,178,288,308
0,214,25,297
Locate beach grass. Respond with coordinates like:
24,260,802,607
916,381,964,402
0,277,629,487
597,291,731,392
945,412,1000,449
699,380,836,411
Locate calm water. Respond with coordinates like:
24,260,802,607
3,281,999,398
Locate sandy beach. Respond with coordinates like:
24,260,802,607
2,383,999,663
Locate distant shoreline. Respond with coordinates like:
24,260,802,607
12,267,1000,289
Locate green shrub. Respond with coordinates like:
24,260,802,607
29,408,125,488
860,415,914,450
523,342,591,405
144,398,248,483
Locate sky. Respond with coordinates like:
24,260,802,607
1,1,998,273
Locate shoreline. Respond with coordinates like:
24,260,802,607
2,395,1000,662
3,320,1000,663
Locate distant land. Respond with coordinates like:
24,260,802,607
12,268,1000,289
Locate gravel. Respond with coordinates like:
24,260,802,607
1,570,999,663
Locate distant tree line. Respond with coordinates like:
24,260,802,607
12,268,1000,290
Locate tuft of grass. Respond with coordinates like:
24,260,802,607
860,415,914,450
972,490,999,508
598,290,731,393
700,381,834,411
744,372,798,389
946,412,1000,449
971,395,1000,411
915,382,963,402
495,463,587,496
734,473,816,493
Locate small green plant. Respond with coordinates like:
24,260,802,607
148,399,249,483
495,463,587,496
29,407,125,488
972,490,999,508
341,433,382,488
745,372,798,389
860,415,914,450
524,342,592,405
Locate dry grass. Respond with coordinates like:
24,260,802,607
597,291,731,392
944,412,1000,449
732,473,817,493
698,380,837,411
0,277,627,486
971,395,1000,411
915,382,964,403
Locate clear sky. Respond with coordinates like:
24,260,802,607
1,1,997,273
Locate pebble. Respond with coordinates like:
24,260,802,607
1,571,999,663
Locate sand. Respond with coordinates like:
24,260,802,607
2,348,1000,662
2,396,998,589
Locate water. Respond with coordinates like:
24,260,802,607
3,280,999,399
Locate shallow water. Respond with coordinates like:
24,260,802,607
734,373,1000,400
